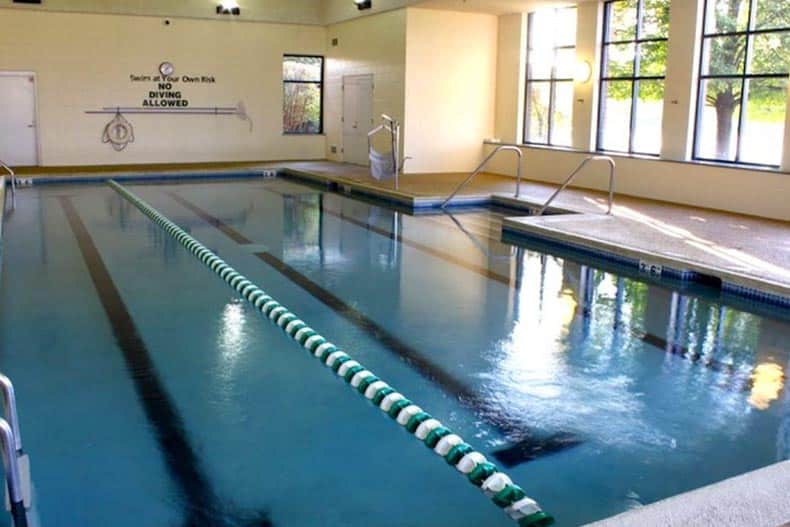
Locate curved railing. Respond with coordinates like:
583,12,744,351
0,374,30,527
0,161,15,204
441,145,523,208
537,156,616,216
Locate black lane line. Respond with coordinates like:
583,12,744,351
59,197,271,527
164,190,582,462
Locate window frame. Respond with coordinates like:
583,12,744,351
596,0,669,156
523,7,578,147
692,0,790,167
283,54,325,135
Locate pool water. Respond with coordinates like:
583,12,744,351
0,177,787,527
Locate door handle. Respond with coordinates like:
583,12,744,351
27,124,35,128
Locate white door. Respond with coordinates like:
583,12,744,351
342,74,374,166
0,73,38,166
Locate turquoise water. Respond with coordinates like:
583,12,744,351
0,178,787,526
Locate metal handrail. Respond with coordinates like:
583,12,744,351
0,419,27,527
537,155,616,216
0,160,15,203
441,145,523,208
0,375,22,455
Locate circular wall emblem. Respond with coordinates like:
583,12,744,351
159,62,175,77
102,113,135,152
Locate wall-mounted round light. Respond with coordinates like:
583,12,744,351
216,1,240,15
354,0,372,10
574,60,592,83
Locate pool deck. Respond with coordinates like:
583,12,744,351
586,460,790,527
13,160,790,301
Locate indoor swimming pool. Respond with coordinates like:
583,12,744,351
0,177,787,526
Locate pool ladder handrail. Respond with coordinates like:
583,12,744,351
0,374,29,527
0,160,16,204
441,145,523,208
537,155,616,216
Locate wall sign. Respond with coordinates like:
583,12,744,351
639,260,664,277
86,63,251,152
130,68,216,108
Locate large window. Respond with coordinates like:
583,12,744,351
598,0,669,155
524,7,577,147
283,55,324,134
694,0,789,166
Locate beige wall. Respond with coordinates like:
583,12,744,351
324,9,407,162
571,1,601,151
0,9,326,166
494,13,526,144
0,0,430,26
0,0,323,25
403,8,498,173
322,0,422,25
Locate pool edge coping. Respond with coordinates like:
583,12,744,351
583,460,790,527
501,216,790,305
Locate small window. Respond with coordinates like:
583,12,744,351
693,0,789,166
524,7,578,147
597,0,670,156
283,55,324,134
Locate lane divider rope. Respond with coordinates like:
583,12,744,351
107,180,555,527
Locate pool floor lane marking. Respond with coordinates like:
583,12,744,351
112,182,557,527
59,197,272,527
164,190,582,459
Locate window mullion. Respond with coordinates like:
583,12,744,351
524,14,535,144
597,2,612,151
629,79,639,153
548,39,559,144
734,3,756,162
734,77,748,162
635,0,644,41
629,0,645,154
